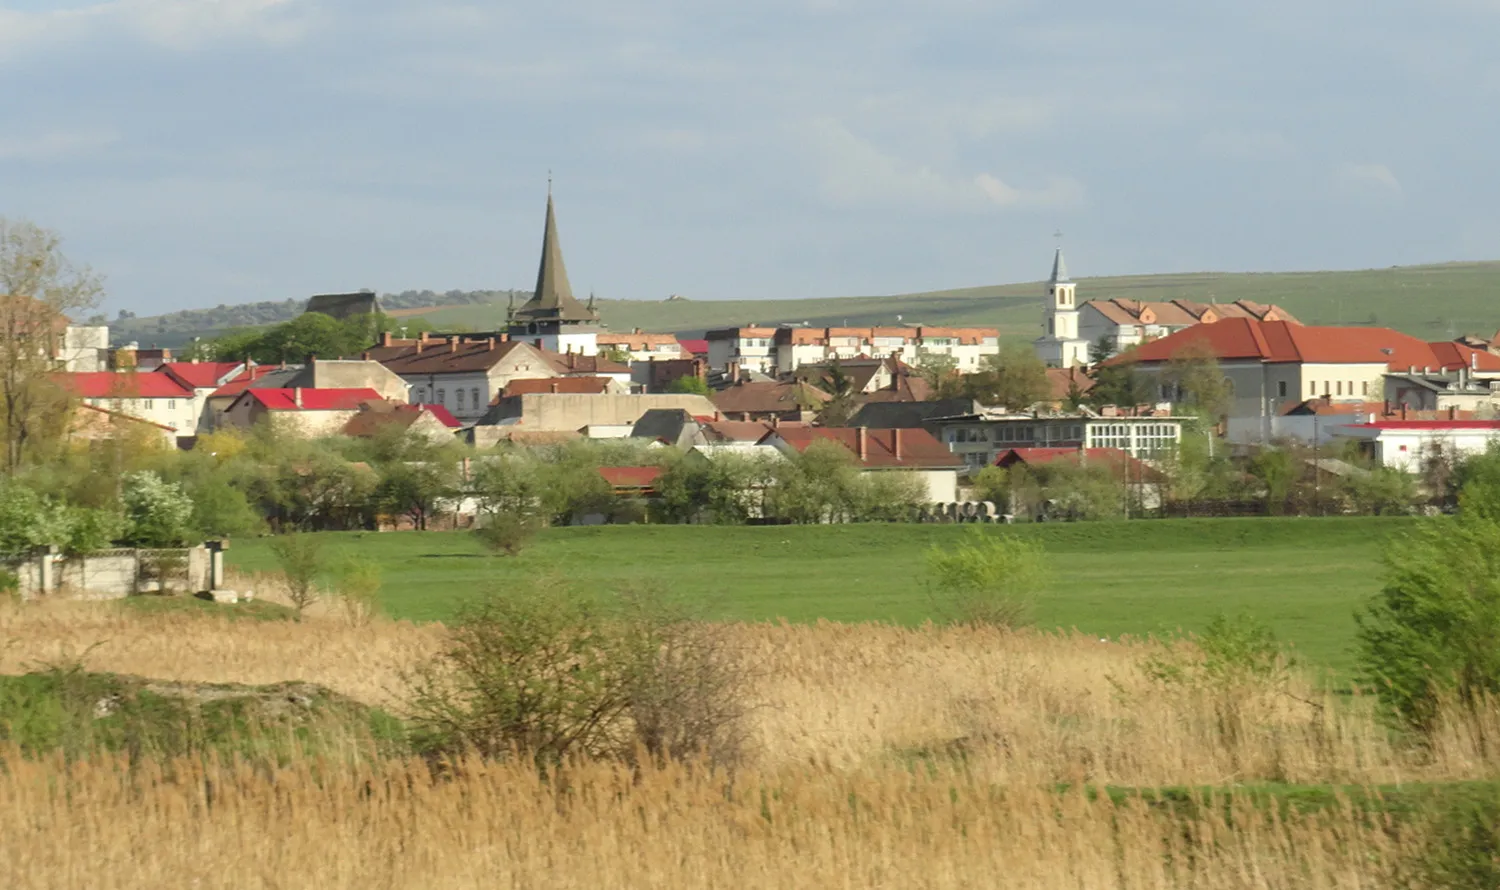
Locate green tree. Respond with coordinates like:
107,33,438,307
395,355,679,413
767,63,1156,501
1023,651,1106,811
926,530,1050,627
268,533,325,619
961,344,1051,410
766,440,860,523
1249,449,1297,514
1089,352,1154,409
1165,341,1232,420
1089,334,1116,365
119,471,195,547
813,360,858,426
666,375,710,396
912,352,963,399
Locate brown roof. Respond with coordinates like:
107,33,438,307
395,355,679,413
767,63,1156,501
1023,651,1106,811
544,351,632,375
767,427,962,469
700,420,779,443
343,403,458,437
597,332,682,349
1121,318,1500,371
711,380,831,415
705,327,776,339
1085,298,1300,327
366,336,539,375
502,376,613,398
1045,367,1096,401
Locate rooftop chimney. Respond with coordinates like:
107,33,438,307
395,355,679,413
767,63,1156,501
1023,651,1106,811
893,428,903,459
361,351,371,361
856,426,868,461
293,387,303,408
450,337,459,353
487,337,496,351
550,382,559,394
381,331,393,347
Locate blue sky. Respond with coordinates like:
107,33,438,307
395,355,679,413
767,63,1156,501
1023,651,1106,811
1,0,1497,316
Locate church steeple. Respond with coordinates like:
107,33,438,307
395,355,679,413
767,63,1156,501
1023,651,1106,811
511,189,599,324
1050,247,1070,284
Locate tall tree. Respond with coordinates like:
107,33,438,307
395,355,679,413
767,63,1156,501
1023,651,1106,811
962,344,1051,410
0,219,103,472
1165,341,1233,420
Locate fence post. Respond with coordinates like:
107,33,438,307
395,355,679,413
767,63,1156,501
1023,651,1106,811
205,540,227,591
38,545,58,594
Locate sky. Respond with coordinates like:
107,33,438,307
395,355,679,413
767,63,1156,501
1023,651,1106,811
1,0,1498,317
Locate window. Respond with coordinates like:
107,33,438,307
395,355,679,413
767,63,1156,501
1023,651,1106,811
414,387,426,403
437,389,446,404
1277,381,1288,398
472,387,480,407
144,399,154,409
1310,381,1317,396
1336,381,1343,396
168,400,175,410
457,389,466,410
1362,381,1370,396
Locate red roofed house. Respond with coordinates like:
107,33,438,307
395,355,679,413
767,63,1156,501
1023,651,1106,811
61,371,197,436
221,387,385,436
1341,420,1500,474
759,426,964,502
598,466,663,495
1113,317,1500,444
596,330,688,363
365,333,558,425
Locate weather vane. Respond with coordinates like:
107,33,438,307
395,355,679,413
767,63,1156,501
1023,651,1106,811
1053,229,1064,244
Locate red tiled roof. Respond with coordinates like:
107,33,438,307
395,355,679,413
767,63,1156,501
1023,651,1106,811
677,338,709,355
544,351,632,375
210,365,284,398
996,447,1167,483
1045,367,1096,401
62,372,193,399
158,361,244,389
1279,399,1387,417
502,376,612,397
366,337,534,375
712,380,831,415
598,466,663,488
766,427,962,469
242,388,383,411
1120,319,1500,372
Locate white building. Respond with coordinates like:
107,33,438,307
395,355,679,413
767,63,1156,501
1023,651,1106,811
58,325,110,372
705,327,777,377
1034,248,1090,368
367,334,558,426
65,372,199,436
1340,420,1500,473
930,409,1187,470
708,324,1000,377
596,331,687,363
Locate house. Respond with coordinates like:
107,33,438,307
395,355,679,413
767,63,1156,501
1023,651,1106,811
61,371,198,436
1045,366,1095,407
203,365,299,430
157,360,251,432
1032,247,1299,366
598,466,663,496
66,403,180,448
366,334,556,425
760,426,964,502
220,387,385,436
543,350,633,388
930,408,1187,471
501,376,623,398
471,393,720,447
505,191,602,356
597,331,688,363
1384,369,1497,415
1340,419,1500,473
1118,318,1500,444
705,327,777,377
59,324,110,372
628,409,786,453
635,357,708,393
342,401,461,444
712,380,830,422
994,447,1169,515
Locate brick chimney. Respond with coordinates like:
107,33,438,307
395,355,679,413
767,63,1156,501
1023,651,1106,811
487,337,496,351
293,387,303,408
550,381,559,394
893,428,903,459
856,426,868,461
450,337,459,353
361,351,371,361
381,331,393,347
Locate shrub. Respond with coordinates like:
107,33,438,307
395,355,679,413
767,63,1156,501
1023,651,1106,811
331,555,382,626
120,471,194,548
405,583,752,770
473,512,538,556
268,534,325,619
925,530,1049,628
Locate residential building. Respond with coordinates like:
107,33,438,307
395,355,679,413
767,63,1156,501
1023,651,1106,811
1118,318,1500,444
543,350,633,388
1384,369,1498,415
711,380,830,422
221,388,385,436
66,403,179,448
994,447,1169,514
1081,299,1297,356
62,372,198,436
1045,366,1095,407
156,360,250,432
760,426,964,502
597,331,688,363
342,401,461,444
59,324,110,372
930,409,1186,470
204,365,298,430
635,357,707,393
501,377,623,398
705,327,777,376
1340,419,1500,473
365,333,556,425
505,191,602,356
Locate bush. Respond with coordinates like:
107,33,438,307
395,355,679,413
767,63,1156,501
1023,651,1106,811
473,512,539,556
331,555,382,626
1409,789,1500,890
120,471,194,547
926,530,1049,628
268,534,325,619
405,583,752,770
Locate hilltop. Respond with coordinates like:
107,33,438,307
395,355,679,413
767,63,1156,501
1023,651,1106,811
111,261,1500,348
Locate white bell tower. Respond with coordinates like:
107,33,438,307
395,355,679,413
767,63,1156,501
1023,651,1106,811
1034,246,1089,367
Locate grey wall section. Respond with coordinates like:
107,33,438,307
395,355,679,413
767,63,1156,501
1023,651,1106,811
480,393,719,433
305,292,380,319
287,360,409,401
10,546,212,600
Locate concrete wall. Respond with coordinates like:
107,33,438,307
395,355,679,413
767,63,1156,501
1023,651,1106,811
11,546,212,600
484,393,719,432
291,360,410,402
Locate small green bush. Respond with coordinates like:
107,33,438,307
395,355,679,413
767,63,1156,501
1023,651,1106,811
925,530,1049,628
473,512,539,556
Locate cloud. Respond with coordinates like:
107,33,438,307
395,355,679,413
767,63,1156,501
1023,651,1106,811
810,118,1083,212
0,0,315,58
0,130,120,162
1335,162,1402,198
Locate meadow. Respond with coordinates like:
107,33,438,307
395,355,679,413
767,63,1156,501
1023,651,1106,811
225,516,1418,672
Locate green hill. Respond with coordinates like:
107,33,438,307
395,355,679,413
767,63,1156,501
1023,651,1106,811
116,261,1500,349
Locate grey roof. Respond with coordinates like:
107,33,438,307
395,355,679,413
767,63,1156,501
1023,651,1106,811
630,409,699,447
306,292,380,320
845,398,982,430
510,193,599,325
1050,247,1070,284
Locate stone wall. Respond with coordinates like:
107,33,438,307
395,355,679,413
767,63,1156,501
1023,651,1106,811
9,545,216,600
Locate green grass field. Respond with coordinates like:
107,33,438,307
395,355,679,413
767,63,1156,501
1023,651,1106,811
121,260,1500,348
225,517,1419,673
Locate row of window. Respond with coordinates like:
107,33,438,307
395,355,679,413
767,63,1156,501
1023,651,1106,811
947,424,1089,445
88,398,177,411
1087,422,1179,456
1310,380,1370,398
413,386,483,411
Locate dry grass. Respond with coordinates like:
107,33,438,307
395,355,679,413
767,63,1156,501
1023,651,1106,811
0,598,1489,887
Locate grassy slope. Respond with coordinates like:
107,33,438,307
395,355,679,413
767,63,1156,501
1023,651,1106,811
418,261,1500,340
225,517,1415,673
120,261,1500,347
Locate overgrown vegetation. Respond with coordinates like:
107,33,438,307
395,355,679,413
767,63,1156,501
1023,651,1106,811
925,530,1049,628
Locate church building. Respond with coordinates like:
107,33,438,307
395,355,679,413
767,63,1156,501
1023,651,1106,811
1033,248,1089,368
506,191,602,356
